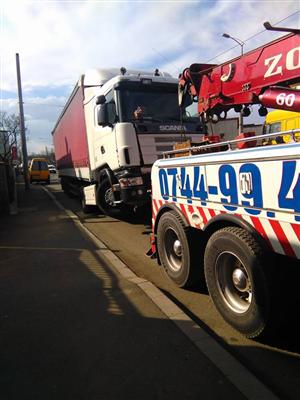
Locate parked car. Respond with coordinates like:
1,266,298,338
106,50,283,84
29,158,50,184
48,164,57,174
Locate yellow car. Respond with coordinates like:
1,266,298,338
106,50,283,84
29,158,50,184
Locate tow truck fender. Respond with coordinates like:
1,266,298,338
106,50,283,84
203,213,270,252
153,203,189,234
153,204,270,255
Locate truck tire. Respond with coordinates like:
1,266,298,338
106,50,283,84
157,211,201,288
97,178,120,216
204,227,270,338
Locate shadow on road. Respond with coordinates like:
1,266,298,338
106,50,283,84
0,184,244,400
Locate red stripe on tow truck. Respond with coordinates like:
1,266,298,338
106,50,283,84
269,219,296,258
197,206,208,225
152,199,159,219
208,208,216,218
188,205,200,228
291,223,300,242
250,216,273,250
179,203,190,224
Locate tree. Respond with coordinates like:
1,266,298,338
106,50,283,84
0,111,24,163
0,111,23,208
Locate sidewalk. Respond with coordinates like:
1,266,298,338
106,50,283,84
0,183,246,400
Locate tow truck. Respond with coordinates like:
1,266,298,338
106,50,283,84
148,22,300,338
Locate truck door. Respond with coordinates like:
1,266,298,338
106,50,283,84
94,90,119,171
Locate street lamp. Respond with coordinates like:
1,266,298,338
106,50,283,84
222,33,244,55
222,33,245,134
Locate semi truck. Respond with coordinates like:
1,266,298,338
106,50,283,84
148,22,300,338
52,68,205,215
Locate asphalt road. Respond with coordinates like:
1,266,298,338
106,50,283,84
3,181,251,400
48,178,300,400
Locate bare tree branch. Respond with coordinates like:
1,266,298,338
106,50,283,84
0,111,23,163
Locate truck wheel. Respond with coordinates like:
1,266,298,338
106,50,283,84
157,211,201,288
97,178,120,216
204,227,270,338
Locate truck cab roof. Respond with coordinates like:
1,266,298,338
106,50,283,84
82,68,177,87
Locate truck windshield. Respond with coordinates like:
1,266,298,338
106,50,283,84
118,83,195,123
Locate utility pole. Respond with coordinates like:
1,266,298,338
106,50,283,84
16,53,30,189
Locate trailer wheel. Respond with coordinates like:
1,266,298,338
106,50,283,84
204,227,270,338
157,211,201,288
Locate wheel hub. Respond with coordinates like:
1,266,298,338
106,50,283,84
164,228,183,273
215,251,252,314
104,188,116,207
173,240,182,257
232,268,249,292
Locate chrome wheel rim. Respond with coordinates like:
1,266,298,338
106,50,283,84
104,188,116,208
215,251,252,314
164,227,182,273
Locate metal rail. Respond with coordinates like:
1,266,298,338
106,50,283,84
163,129,300,158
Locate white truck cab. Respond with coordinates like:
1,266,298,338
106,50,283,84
54,67,205,215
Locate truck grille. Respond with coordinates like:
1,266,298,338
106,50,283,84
138,134,201,164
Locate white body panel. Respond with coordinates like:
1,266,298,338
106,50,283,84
152,142,300,258
84,184,97,205
115,123,141,166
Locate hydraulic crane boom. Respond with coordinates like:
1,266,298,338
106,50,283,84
179,22,300,123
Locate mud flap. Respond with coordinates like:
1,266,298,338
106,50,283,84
146,234,157,259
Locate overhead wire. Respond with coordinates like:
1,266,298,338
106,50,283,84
205,9,300,63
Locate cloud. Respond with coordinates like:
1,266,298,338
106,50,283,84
1,0,299,153
3,1,298,88
25,118,55,153
1,95,64,153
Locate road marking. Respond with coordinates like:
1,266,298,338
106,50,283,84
43,186,279,400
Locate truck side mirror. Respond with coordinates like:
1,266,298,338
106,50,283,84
96,95,106,105
97,105,108,126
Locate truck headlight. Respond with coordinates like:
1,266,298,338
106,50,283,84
119,176,143,188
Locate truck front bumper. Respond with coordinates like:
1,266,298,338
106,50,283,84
120,185,150,205
116,173,151,206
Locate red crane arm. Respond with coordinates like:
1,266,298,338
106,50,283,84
179,26,300,120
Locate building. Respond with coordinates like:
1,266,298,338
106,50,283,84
206,118,263,141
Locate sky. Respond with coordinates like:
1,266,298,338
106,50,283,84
1,0,299,154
